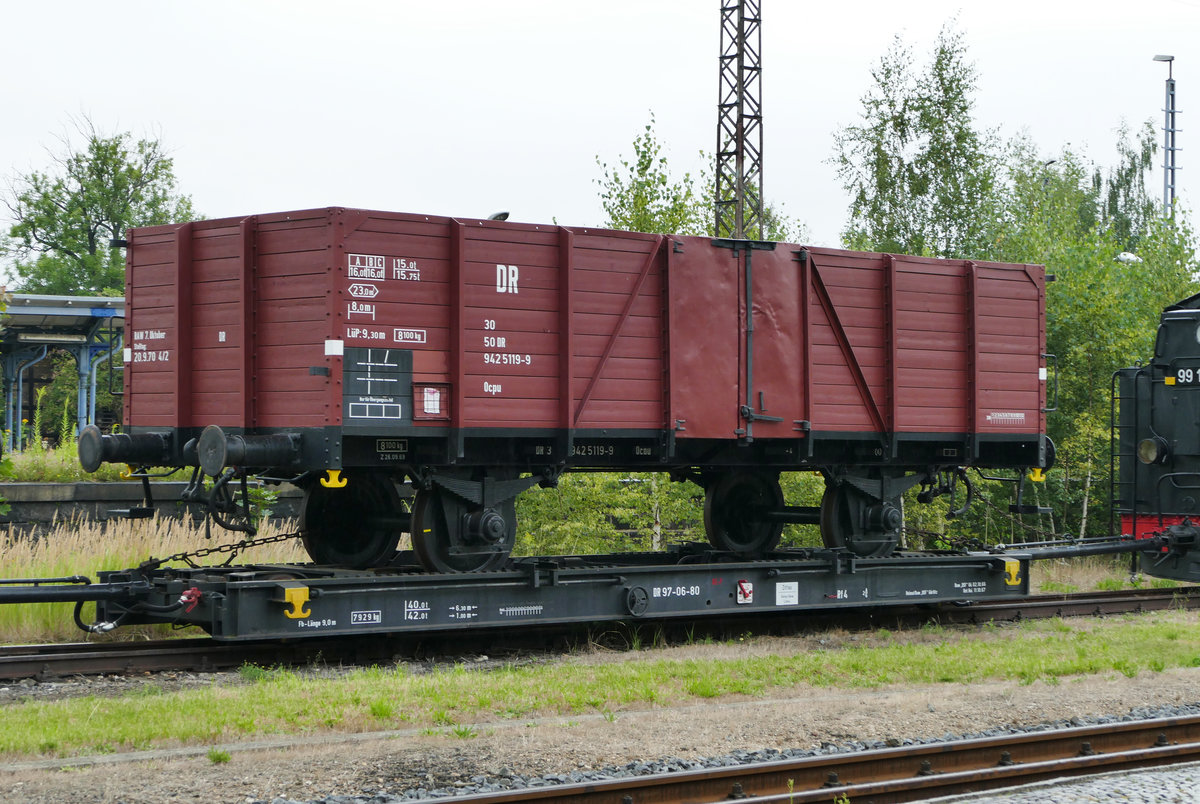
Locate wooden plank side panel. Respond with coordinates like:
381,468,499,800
257,296,327,325
256,344,332,369
127,395,179,427
189,376,242,421
977,312,1039,334
568,398,666,427
127,222,190,426
347,209,454,238
799,248,1041,436
243,391,330,426
340,230,448,263
124,237,179,271
192,303,243,329
806,255,888,433
891,261,969,431
256,250,334,281
897,406,969,430
566,230,665,255
124,307,179,333
191,225,246,261
126,370,177,394
572,356,665,382
257,367,343,394
808,391,881,429
458,227,558,428
391,226,663,431
809,335,888,367
808,379,876,430
125,210,335,431
463,239,560,271
973,265,1045,434
188,260,240,288
177,219,252,427
255,222,331,255
458,283,664,318
975,281,1040,302
254,212,337,428
467,398,666,429
560,234,667,430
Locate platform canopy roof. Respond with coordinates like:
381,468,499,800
1,293,124,346
0,293,126,450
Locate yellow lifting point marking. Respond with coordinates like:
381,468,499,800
283,586,311,619
321,469,348,488
1028,467,1046,482
1004,560,1022,586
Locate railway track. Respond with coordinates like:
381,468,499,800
0,638,320,682
445,714,1200,803
2,585,1196,681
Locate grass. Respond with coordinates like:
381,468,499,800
0,517,305,642
3,441,132,483
1030,555,1178,594
0,611,1197,759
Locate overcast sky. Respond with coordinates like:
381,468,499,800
2,0,1197,271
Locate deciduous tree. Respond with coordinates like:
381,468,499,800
832,25,998,258
3,118,195,295
595,113,711,236
595,113,801,241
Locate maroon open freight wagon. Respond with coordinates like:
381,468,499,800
81,208,1051,571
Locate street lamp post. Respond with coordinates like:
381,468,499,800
1153,55,1179,217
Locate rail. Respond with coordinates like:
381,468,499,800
444,714,1200,803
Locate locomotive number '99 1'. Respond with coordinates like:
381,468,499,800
78,208,1053,572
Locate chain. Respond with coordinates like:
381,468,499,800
140,530,304,570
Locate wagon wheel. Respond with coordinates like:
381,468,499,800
819,481,902,558
300,473,409,568
410,482,516,573
703,470,784,556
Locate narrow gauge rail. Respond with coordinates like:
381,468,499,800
444,715,1200,803
4,586,1196,681
0,638,370,682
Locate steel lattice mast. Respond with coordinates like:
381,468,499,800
715,1,764,240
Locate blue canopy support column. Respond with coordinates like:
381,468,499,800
63,321,122,436
0,294,124,452
88,331,123,430
2,344,48,453
60,321,124,436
